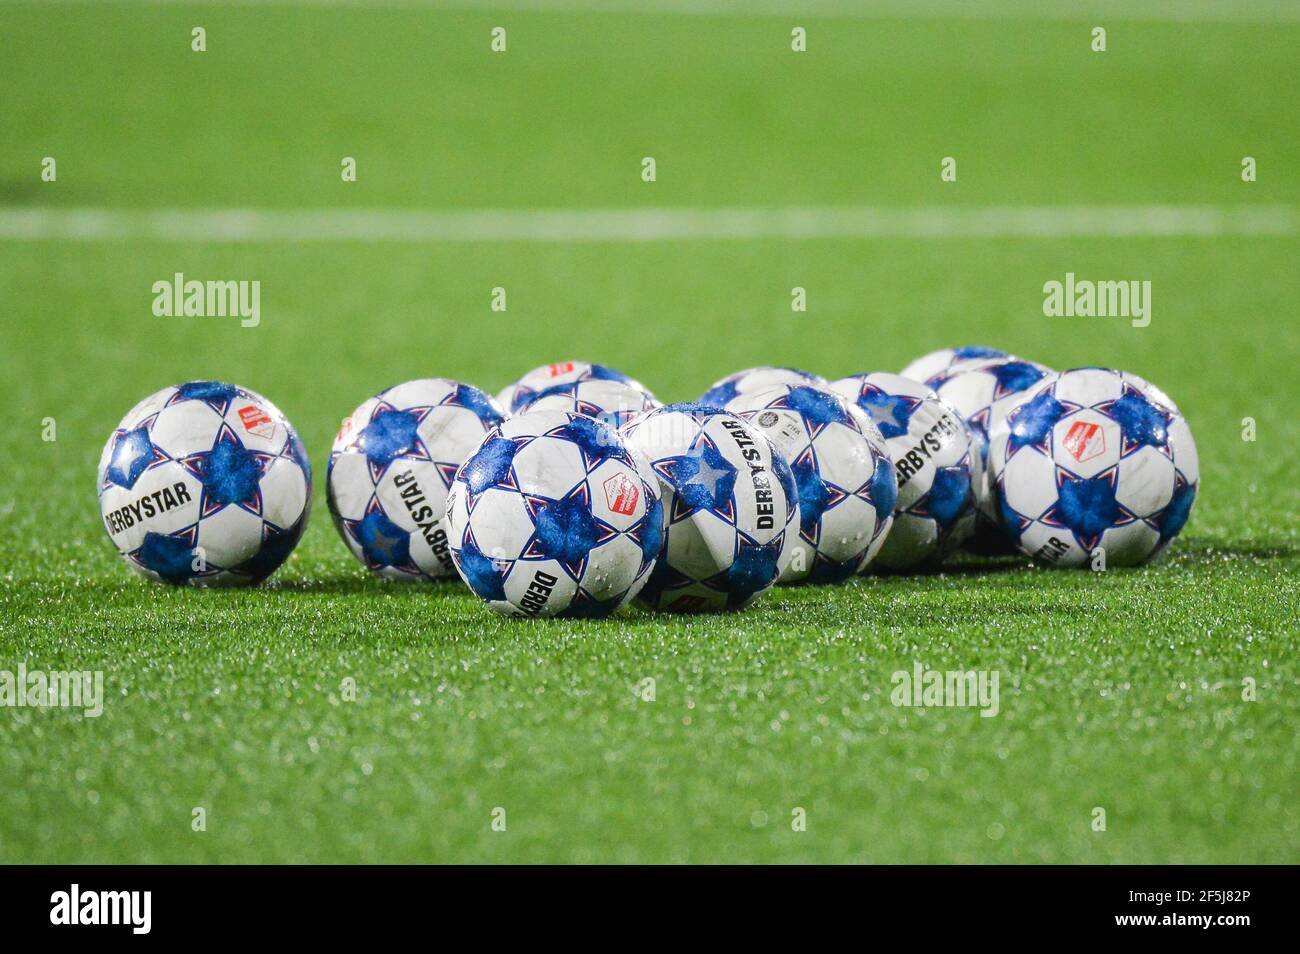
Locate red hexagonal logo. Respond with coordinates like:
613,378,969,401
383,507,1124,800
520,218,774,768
1062,420,1105,463
238,404,275,440
603,472,639,516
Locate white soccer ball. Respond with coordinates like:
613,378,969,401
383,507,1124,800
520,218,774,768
328,378,505,581
97,382,311,586
726,384,896,582
988,368,1198,567
698,366,829,407
516,378,661,430
929,356,1054,446
445,410,662,617
899,346,1009,387
621,403,798,611
495,361,645,415
927,355,1054,551
831,372,975,569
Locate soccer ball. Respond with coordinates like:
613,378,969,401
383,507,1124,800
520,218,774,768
830,372,975,569
328,378,505,581
97,381,311,585
929,356,1053,444
444,410,662,617
495,361,644,415
900,346,1009,387
988,368,1198,567
516,378,661,430
621,403,798,611
725,385,896,582
928,355,1054,552
698,366,829,407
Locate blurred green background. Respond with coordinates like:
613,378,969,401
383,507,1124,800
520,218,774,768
0,2,1295,863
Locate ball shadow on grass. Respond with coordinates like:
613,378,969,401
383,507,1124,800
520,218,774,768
262,575,471,597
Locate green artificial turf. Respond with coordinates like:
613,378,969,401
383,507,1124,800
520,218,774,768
0,2,1296,863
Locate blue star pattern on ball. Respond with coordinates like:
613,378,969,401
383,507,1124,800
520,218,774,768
854,386,919,439
349,509,414,570
788,450,884,583
655,437,738,520
776,386,855,438
1042,467,1137,553
626,495,664,574
234,513,311,584
135,529,202,584
1096,385,1171,456
454,530,508,602
545,416,631,472
359,406,427,470
904,346,1009,386
866,456,898,521
1006,391,1072,457
835,453,895,539
698,380,741,407
928,357,1054,444
460,436,520,497
662,401,728,421
105,426,159,489
698,368,823,407
283,428,313,481
176,426,278,522
174,380,239,414
713,534,784,607
563,588,631,619
791,446,846,541
989,360,1048,400
584,364,630,384
521,483,618,582
197,429,266,508
1153,473,1196,542
911,463,971,529
445,382,505,425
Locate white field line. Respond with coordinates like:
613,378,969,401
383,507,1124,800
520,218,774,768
22,0,1300,24
0,205,1295,243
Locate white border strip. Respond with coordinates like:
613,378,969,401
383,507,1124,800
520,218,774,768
0,205,1294,242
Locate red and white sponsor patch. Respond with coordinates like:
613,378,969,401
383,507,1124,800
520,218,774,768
546,362,576,379
603,472,640,516
238,404,276,440
1062,420,1105,463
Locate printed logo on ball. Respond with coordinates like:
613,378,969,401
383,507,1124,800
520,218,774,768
751,410,801,447
1062,420,1105,463
238,404,276,440
603,472,640,516
546,362,576,378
